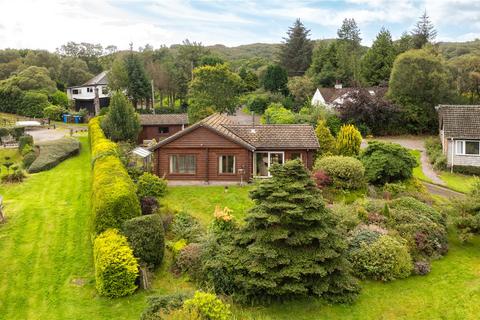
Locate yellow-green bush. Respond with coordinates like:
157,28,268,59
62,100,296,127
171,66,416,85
89,117,141,234
336,124,362,156
94,229,139,298
182,292,232,320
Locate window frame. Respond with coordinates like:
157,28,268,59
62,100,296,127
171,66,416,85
290,152,303,161
158,126,170,134
72,89,81,94
169,154,196,175
87,87,93,93
253,151,285,177
218,155,236,175
455,140,480,156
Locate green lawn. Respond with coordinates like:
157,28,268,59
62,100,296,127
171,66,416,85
162,185,254,225
0,138,146,320
410,150,432,183
439,172,477,194
4,138,480,319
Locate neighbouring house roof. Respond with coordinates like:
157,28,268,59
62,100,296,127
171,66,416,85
131,146,152,158
68,71,109,88
225,124,320,150
317,86,387,105
437,105,480,139
139,114,189,126
150,113,320,151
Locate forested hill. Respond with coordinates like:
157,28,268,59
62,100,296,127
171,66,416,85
199,38,480,62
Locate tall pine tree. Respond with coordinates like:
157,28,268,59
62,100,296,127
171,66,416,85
232,160,360,303
360,28,396,86
337,18,362,84
411,10,437,49
101,91,141,142
124,50,151,109
279,19,313,76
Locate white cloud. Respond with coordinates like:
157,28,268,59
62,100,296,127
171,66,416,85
0,0,479,50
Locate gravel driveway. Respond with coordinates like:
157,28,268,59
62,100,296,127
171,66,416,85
26,127,68,143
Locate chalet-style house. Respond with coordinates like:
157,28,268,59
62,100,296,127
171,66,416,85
138,113,189,145
437,105,480,169
311,84,387,109
66,71,110,114
150,113,319,183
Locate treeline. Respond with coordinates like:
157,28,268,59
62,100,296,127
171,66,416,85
1,11,479,133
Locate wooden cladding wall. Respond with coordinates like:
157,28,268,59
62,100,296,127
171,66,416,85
138,124,184,144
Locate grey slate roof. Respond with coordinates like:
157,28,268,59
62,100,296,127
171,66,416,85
83,71,108,86
225,124,320,149
437,105,480,139
140,114,188,126
150,113,320,151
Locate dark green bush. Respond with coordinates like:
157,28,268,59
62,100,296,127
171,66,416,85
171,211,204,243
361,141,417,185
28,138,80,173
386,197,448,258
122,214,165,267
452,165,480,176
140,292,192,320
48,90,69,108
19,91,50,118
18,134,33,152
93,229,139,298
349,234,413,281
314,156,365,189
136,172,167,199
453,180,480,242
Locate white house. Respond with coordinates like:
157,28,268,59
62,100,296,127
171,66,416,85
311,85,387,109
66,71,110,115
437,104,480,170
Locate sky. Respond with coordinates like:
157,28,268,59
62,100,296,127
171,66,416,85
0,0,480,51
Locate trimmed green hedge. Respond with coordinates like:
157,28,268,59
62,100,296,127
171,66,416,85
28,138,80,173
93,229,139,298
314,155,365,190
89,117,141,234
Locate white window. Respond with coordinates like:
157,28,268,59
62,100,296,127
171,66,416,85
455,140,480,156
169,155,196,174
219,155,235,174
72,89,81,94
87,87,93,93
254,151,284,177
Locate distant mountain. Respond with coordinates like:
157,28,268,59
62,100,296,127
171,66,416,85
438,39,480,59
201,38,480,63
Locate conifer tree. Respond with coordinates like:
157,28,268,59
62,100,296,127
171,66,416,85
232,160,360,303
360,28,396,86
101,91,141,142
337,18,362,84
315,119,336,156
411,10,437,49
336,124,362,156
279,19,313,76
124,51,151,108
262,64,288,94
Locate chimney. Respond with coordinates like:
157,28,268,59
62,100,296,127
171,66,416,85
250,111,256,133
334,80,342,90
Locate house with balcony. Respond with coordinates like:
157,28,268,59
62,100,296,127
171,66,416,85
66,71,110,114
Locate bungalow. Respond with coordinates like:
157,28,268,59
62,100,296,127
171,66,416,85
66,71,110,115
437,105,480,169
150,113,319,184
138,113,189,145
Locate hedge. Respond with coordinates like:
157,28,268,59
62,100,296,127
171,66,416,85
28,137,80,173
93,229,139,298
89,117,141,234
